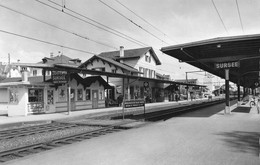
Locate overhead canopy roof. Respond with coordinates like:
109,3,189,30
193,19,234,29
10,63,205,88
161,34,260,88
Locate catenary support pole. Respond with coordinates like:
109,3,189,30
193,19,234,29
122,77,125,120
67,72,71,115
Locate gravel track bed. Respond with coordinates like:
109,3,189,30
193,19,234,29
0,126,100,152
65,119,134,126
0,123,51,131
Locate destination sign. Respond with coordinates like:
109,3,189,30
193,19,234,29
124,100,145,108
52,71,67,84
214,61,240,69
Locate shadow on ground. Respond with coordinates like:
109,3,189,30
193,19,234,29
215,131,260,156
231,107,251,113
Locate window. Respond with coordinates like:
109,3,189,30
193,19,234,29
46,71,51,76
33,70,37,76
29,89,43,102
139,67,143,76
99,90,104,100
149,70,153,78
47,90,54,104
145,55,151,63
77,89,83,101
112,69,116,73
85,89,91,100
144,68,148,77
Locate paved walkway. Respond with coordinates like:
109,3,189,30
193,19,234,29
0,97,218,128
3,100,260,165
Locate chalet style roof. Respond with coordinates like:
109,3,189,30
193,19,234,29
98,47,161,65
40,55,81,66
79,55,140,74
83,76,112,89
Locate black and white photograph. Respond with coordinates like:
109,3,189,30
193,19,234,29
0,0,260,164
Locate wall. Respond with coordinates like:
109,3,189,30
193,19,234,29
8,87,28,116
55,78,105,112
0,88,8,115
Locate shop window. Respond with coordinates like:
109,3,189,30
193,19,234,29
99,90,104,100
77,89,83,101
85,89,91,100
47,90,54,104
29,89,43,102
9,89,18,104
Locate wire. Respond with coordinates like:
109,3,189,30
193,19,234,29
98,0,170,45
0,29,96,55
211,0,229,34
0,4,118,50
114,0,177,44
235,0,244,33
41,0,149,47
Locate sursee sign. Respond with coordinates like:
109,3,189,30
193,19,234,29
214,61,240,69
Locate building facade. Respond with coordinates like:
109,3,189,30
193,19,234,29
79,46,165,104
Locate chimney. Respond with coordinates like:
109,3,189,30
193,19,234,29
21,68,28,82
119,46,124,63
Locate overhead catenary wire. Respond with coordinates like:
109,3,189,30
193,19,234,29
98,0,170,45
0,4,118,50
211,0,229,34
38,0,149,47
113,0,177,44
0,29,96,55
235,0,244,33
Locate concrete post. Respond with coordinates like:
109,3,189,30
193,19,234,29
225,69,230,114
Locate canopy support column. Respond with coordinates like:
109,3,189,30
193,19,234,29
225,69,230,114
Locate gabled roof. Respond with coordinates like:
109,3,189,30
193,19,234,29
83,76,112,89
39,55,81,66
79,55,140,74
98,47,161,65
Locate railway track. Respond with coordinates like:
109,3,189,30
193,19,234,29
0,122,78,140
0,122,130,163
0,99,229,163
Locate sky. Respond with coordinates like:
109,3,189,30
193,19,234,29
1,0,260,83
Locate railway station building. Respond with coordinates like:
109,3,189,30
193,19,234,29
0,47,206,117
78,46,169,104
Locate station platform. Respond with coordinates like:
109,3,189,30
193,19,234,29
0,98,218,129
2,97,260,165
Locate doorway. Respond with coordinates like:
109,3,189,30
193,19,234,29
92,90,98,109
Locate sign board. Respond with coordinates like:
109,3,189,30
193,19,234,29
52,71,68,84
124,99,145,108
214,61,240,69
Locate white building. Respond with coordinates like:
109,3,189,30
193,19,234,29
79,46,164,103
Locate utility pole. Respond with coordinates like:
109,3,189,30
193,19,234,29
8,53,11,78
